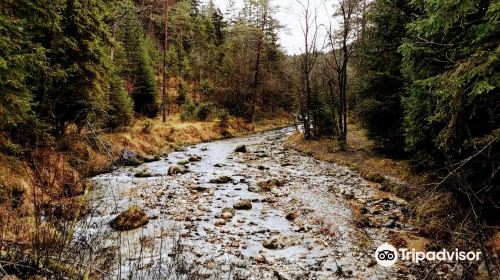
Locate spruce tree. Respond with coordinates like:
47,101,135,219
355,0,413,154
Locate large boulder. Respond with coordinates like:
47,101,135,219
168,165,184,175
110,205,149,231
119,149,143,166
233,199,252,210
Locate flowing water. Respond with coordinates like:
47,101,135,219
82,127,415,279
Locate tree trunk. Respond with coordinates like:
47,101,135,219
250,8,267,122
162,2,169,123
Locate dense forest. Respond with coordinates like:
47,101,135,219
0,0,498,279
1,0,292,137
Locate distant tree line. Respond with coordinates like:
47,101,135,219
0,0,292,150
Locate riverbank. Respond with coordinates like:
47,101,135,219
0,114,292,276
284,124,422,196
284,124,499,278
66,115,293,176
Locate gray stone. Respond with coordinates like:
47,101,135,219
234,199,252,210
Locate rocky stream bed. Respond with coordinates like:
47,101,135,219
81,127,420,279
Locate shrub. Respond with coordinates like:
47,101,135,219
195,102,214,121
180,97,197,121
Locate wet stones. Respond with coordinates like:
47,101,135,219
134,169,152,178
222,207,236,215
342,190,355,200
214,219,226,226
189,155,201,162
234,145,247,153
221,207,236,219
194,186,209,192
119,149,143,166
255,254,267,264
274,270,292,280
221,212,233,220
168,165,184,175
142,155,161,163
248,185,260,193
263,234,301,250
210,176,232,184
257,179,285,192
233,199,252,210
109,205,149,231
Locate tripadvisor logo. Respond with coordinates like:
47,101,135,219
375,243,398,267
374,243,482,267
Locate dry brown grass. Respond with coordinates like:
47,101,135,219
284,124,421,187
103,114,291,164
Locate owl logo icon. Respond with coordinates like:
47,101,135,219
375,243,398,267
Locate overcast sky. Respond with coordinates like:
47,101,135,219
206,0,332,55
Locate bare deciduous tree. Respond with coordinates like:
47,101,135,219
324,0,363,149
297,0,321,139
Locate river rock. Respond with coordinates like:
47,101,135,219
119,149,143,166
274,270,292,280
168,165,184,175
258,179,285,191
263,234,301,250
286,210,300,221
143,155,161,163
189,155,201,162
222,207,236,216
233,199,252,210
221,212,233,220
248,185,260,192
255,254,267,264
210,176,232,184
271,187,283,196
134,169,152,178
214,219,226,226
110,205,149,231
234,145,247,153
